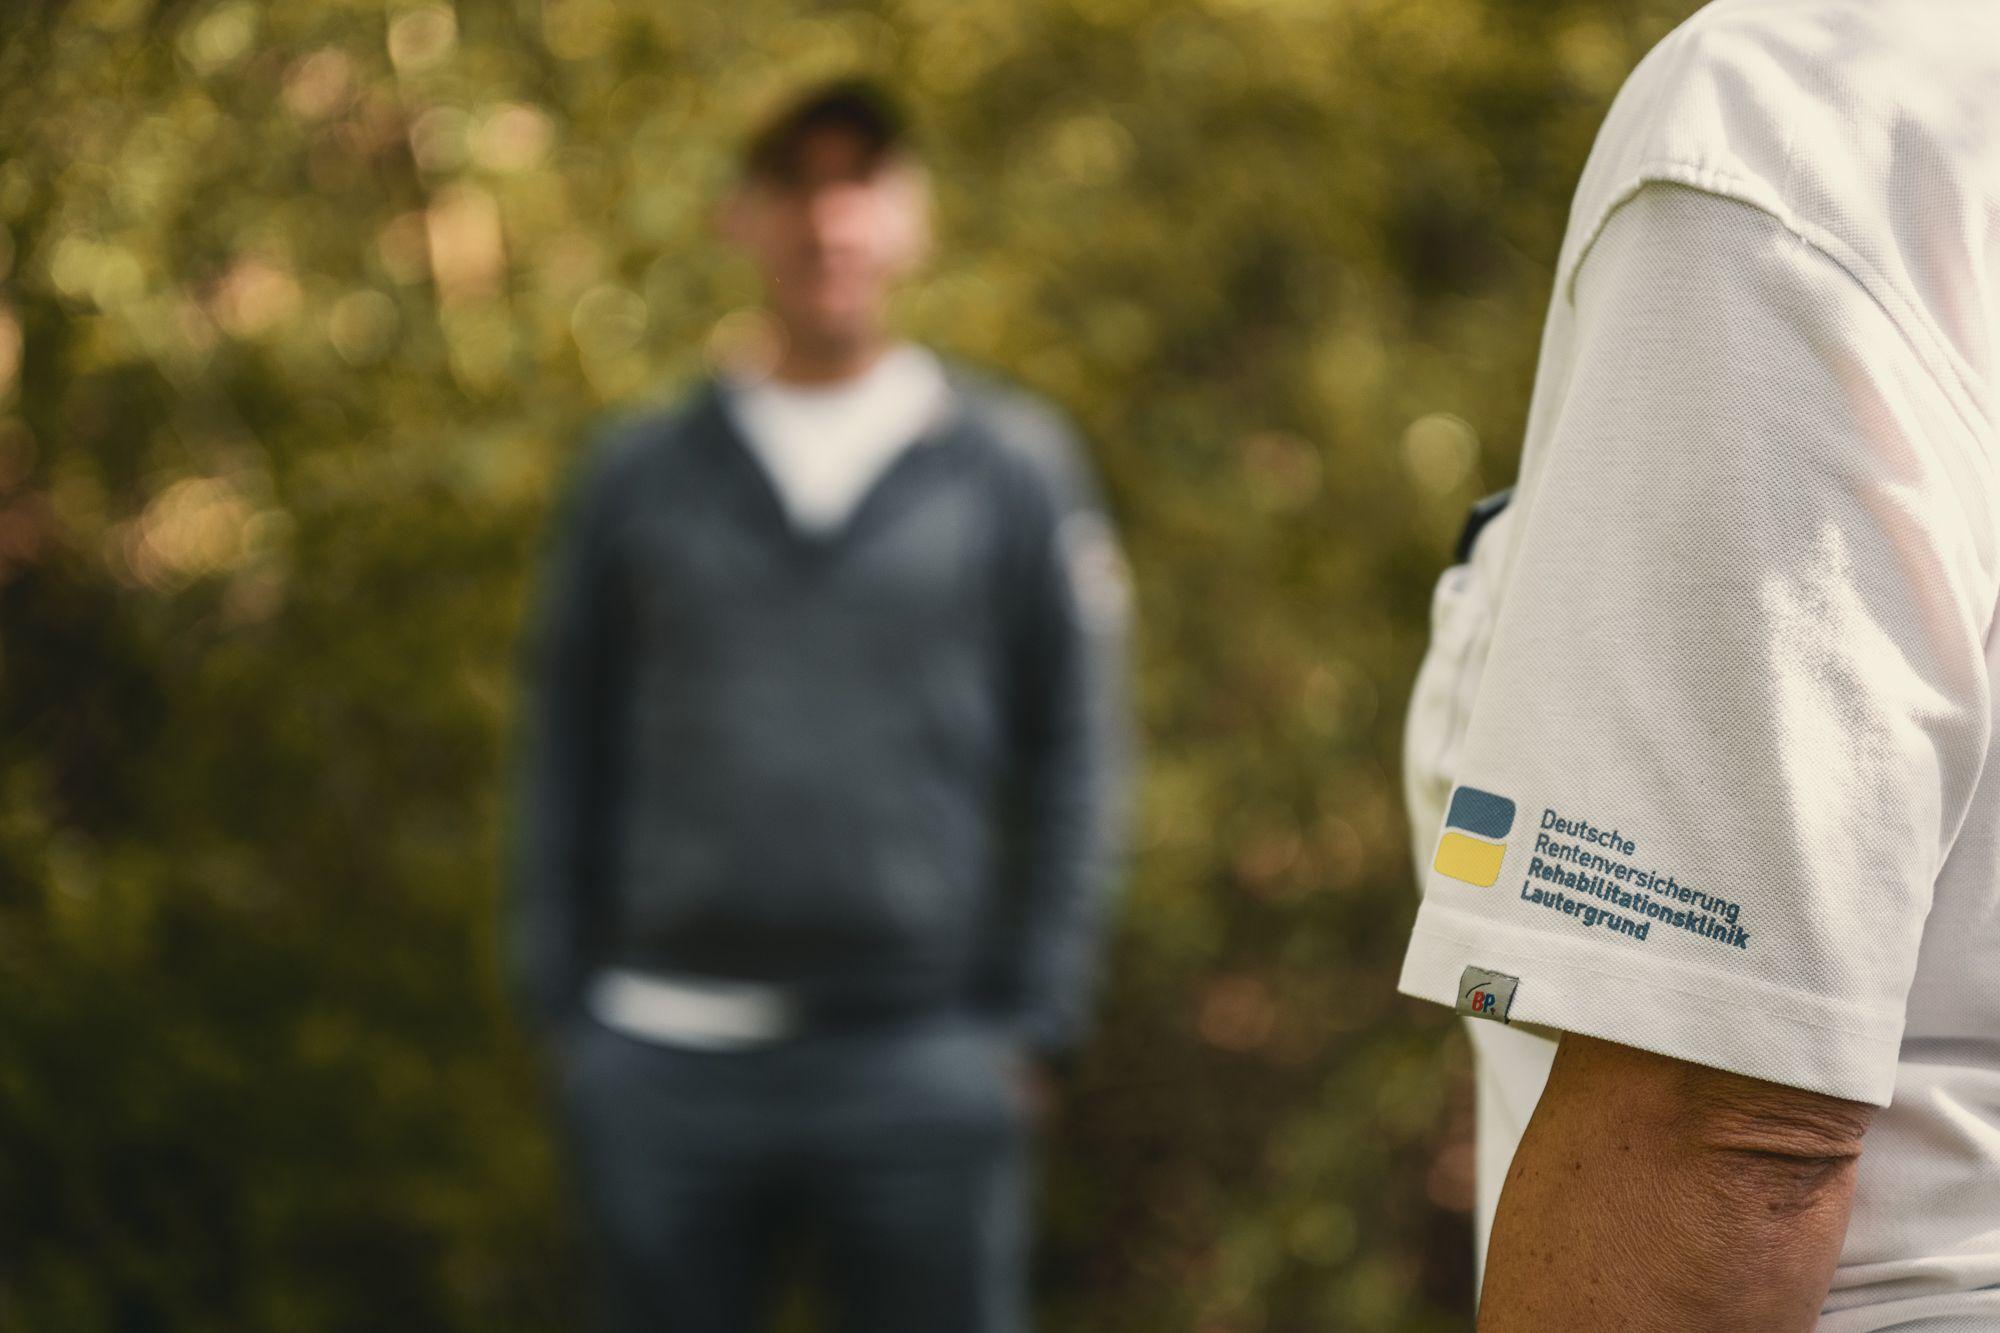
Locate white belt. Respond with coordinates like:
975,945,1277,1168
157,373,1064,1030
587,967,801,1050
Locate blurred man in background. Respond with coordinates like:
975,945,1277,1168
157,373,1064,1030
1400,0,2000,1327
507,79,1133,1333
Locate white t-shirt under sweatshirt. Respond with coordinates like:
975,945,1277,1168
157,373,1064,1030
1398,1,2000,1327
723,342,950,535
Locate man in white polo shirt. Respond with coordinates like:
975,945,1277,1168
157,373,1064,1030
1399,1,2000,1326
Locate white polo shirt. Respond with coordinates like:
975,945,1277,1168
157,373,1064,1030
1397,2,2000,1326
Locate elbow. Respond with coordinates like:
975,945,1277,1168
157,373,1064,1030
1684,1077,1876,1219
1539,1034,1879,1220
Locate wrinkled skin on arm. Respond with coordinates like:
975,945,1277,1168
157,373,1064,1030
1480,1033,1877,1332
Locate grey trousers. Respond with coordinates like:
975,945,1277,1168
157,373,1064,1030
549,1008,1032,1333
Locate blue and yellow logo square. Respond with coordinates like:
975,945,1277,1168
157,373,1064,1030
1432,786,1515,887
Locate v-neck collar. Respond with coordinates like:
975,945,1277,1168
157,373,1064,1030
694,366,967,559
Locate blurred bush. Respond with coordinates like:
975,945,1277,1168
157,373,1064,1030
0,0,1701,1328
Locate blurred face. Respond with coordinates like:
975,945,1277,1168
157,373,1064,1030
724,128,930,366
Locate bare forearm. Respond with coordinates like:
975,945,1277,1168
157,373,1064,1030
1479,1035,1870,1332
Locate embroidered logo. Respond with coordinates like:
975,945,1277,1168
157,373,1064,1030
1456,966,1519,1023
1432,785,1515,887
1057,510,1133,633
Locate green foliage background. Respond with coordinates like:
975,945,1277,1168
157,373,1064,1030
0,0,1703,1327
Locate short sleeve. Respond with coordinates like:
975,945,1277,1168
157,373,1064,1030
1397,182,1997,1106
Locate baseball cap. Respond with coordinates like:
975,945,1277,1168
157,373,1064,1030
740,78,915,183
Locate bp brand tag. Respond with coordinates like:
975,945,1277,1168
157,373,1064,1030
1457,966,1519,1024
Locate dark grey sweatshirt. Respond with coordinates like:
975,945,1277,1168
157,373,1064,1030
507,363,1133,1058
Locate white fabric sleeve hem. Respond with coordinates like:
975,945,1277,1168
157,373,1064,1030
1399,900,1904,1106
